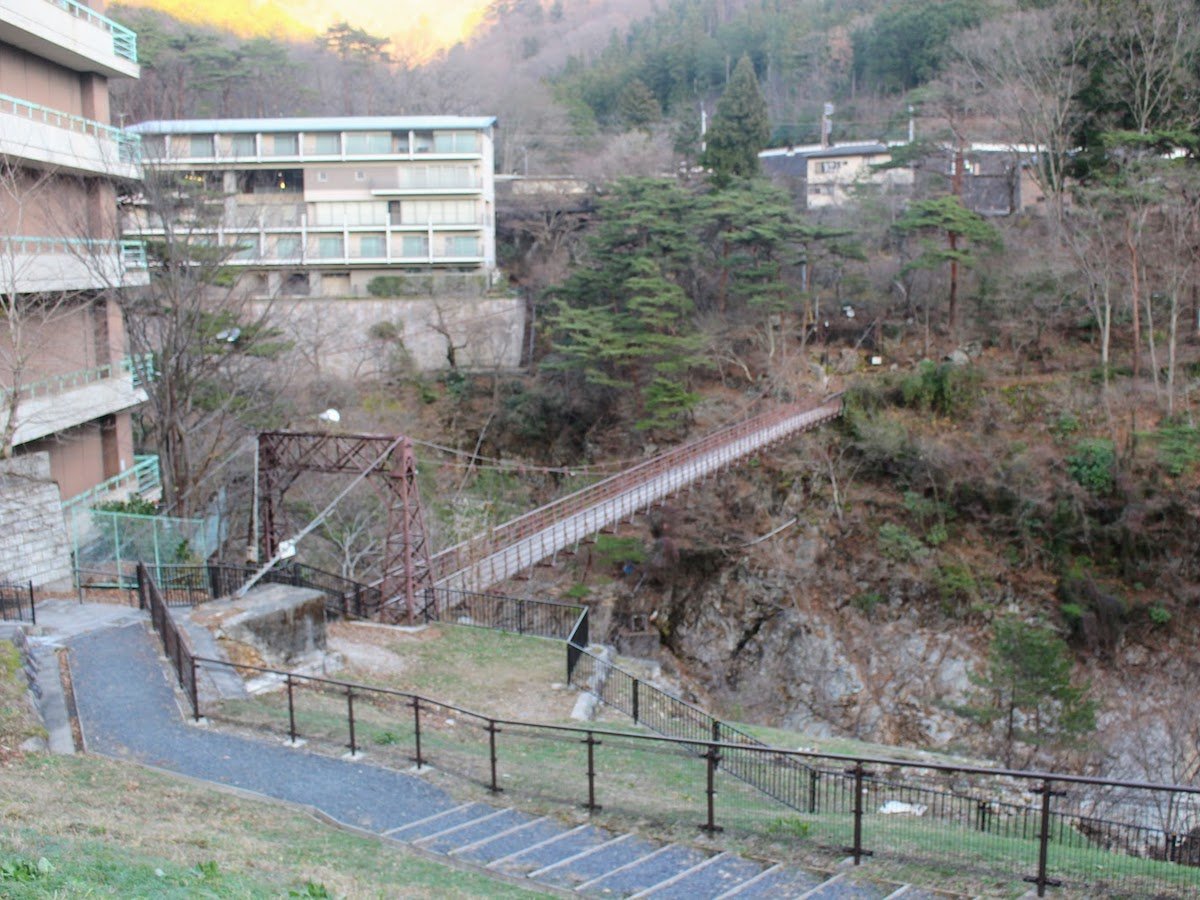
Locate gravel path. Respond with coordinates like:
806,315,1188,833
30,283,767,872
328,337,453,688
69,623,455,833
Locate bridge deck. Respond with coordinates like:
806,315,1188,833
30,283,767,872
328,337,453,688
429,399,842,594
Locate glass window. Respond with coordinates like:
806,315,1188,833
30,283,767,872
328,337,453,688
231,134,256,157
271,133,299,155
345,132,392,154
445,235,478,257
313,133,340,154
359,235,386,257
401,235,429,257
188,134,214,157
275,236,301,259
317,236,343,259
433,131,479,153
412,131,434,153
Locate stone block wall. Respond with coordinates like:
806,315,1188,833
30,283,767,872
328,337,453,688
0,453,74,588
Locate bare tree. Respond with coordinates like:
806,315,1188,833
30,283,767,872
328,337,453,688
954,5,1092,220
119,160,293,518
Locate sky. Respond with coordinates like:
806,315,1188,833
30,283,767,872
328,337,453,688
115,0,493,61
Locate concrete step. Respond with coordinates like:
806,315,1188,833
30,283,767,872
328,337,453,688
634,852,766,899
416,807,531,854
451,816,564,865
798,873,892,899
576,843,709,896
715,863,825,898
383,801,492,840
531,832,660,889
488,824,612,876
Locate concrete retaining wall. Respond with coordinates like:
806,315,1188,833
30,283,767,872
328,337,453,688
250,294,525,380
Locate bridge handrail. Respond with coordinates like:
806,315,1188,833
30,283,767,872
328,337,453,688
428,398,842,583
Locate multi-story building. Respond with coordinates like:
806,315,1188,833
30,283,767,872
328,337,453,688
0,0,153,559
123,116,522,376
125,116,498,298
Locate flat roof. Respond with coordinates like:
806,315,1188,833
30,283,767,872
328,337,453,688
760,141,890,160
129,116,497,134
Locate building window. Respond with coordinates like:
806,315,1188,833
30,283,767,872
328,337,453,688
358,235,386,257
398,199,477,224
433,131,479,153
444,235,478,257
231,239,257,260
398,165,475,190
401,235,429,257
231,134,256,157
345,132,392,154
270,133,299,156
189,134,214,157
283,273,310,296
316,171,328,182
818,160,844,173
313,133,340,154
276,236,301,259
317,236,343,259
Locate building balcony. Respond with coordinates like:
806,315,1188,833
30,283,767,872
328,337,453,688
0,92,140,179
0,236,149,293
61,453,161,512
3,357,150,447
0,0,139,78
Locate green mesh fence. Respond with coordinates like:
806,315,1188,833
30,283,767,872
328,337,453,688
69,506,222,592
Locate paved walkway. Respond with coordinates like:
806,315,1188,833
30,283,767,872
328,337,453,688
56,614,935,898
70,622,455,834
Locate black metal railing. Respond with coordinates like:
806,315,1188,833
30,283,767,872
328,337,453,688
132,564,1200,896
172,645,1200,898
136,562,198,719
137,562,383,621
0,580,35,624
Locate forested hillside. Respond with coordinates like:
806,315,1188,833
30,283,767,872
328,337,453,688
108,0,1200,780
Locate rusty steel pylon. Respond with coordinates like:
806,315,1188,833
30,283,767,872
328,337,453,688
256,431,433,623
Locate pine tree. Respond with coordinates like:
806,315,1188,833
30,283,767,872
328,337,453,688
702,55,770,185
616,79,662,130
894,195,1002,333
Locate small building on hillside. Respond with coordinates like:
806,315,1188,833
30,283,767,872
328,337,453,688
915,144,1048,217
124,116,524,376
760,142,913,209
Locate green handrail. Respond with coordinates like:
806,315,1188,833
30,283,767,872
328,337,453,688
40,0,138,63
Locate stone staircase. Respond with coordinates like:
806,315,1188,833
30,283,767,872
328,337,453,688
382,801,947,899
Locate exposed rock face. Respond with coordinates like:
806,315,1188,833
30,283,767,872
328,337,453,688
662,559,977,748
193,584,326,667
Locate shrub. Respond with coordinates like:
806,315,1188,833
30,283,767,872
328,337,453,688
367,276,405,297
878,523,929,562
934,562,978,612
851,591,885,616
898,360,982,417
1065,439,1115,494
1150,422,1200,477
1147,605,1171,627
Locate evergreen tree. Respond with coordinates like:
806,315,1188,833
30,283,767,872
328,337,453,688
963,618,1096,766
894,195,1002,333
544,178,707,432
616,79,662,130
702,55,770,185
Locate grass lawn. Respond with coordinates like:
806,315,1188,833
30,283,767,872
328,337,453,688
0,637,549,899
0,753,550,898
